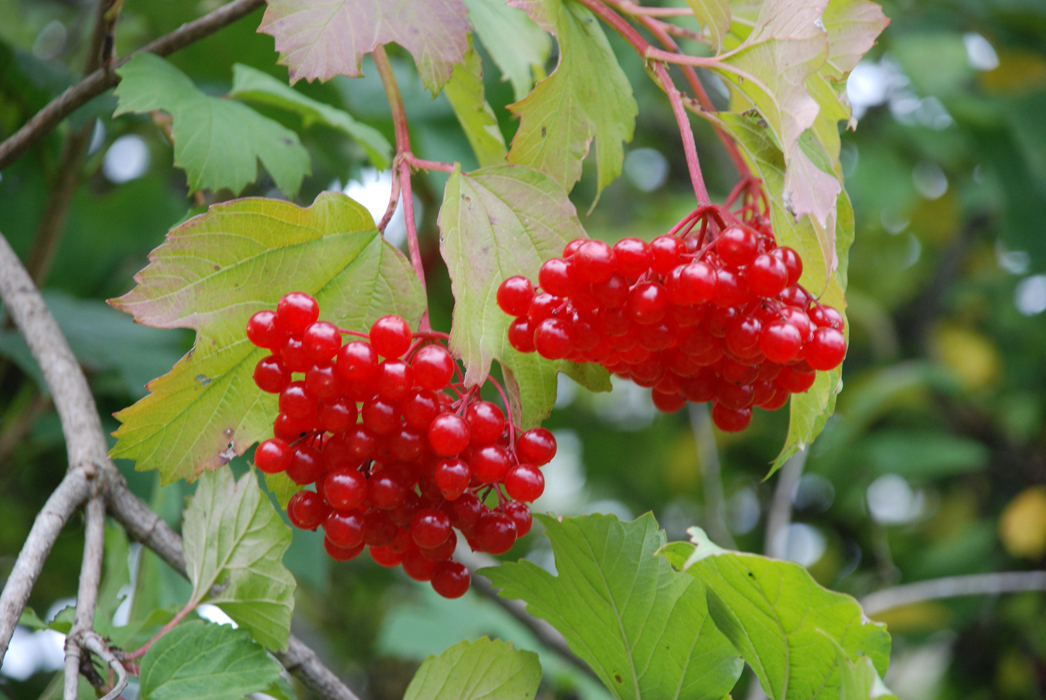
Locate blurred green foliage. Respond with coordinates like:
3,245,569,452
0,0,1045,698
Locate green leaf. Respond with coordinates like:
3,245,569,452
263,470,301,510
113,54,310,196
437,164,610,427
139,620,281,700
465,0,552,101
46,606,75,635
17,608,47,631
182,467,295,650
109,192,426,483
687,0,731,53
229,63,392,169
660,527,890,700
861,430,989,478
481,513,743,700
508,0,637,198
445,41,508,168
403,637,541,700
257,0,469,93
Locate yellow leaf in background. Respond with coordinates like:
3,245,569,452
999,486,1046,559
980,50,1046,94
929,324,1000,390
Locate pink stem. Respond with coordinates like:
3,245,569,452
123,598,199,661
404,153,455,173
486,376,518,448
615,2,694,16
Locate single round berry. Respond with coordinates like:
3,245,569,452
247,310,286,349
516,428,556,465
650,236,683,274
369,546,403,568
470,445,512,483
277,293,319,335
254,355,291,394
412,345,455,390
746,254,788,297
725,315,763,356
573,240,616,283
613,237,651,276
652,390,687,413
505,463,545,502
760,322,803,363
758,387,790,411
420,530,457,562
711,404,752,432
273,412,312,443
323,468,367,511
475,512,517,554
465,401,505,444
279,381,318,421
318,398,357,433
534,318,572,360
431,561,470,599
508,316,537,353
592,274,630,310
255,438,292,474
286,443,326,485
716,227,759,268
447,493,483,530
324,509,364,549
527,292,559,324
628,282,669,325
503,502,532,537
402,548,437,581
363,510,398,546
428,414,471,456
411,508,452,549
361,396,400,435
288,491,329,530
345,425,380,461
712,269,748,308
368,471,406,510
805,327,846,370
402,390,439,429
336,341,379,382
387,490,422,528
810,305,845,331
538,258,574,296
303,321,342,362
434,458,471,500
375,360,414,401
776,366,816,393
772,246,803,286
280,336,311,372
369,315,412,358
324,538,365,562
497,275,535,316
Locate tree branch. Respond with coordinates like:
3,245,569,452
456,548,600,683
64,496,106,700
763,449,807,559
688,403,736,549
861,571,1046,616
0,0,265,171
82,631,128,700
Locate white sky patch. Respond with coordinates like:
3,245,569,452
104,135,151,183
1015,275,1046,316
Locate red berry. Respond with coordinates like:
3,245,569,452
776,366,816,393
368,471,406,510
305,363,342,401
573,240,616,283
470,445,512,483
255,438,292,474
746,254,788,297
717,380,755,410
497,276,535,316
651,390,687,413
805,327,846,370
592,273,630,310
369,315,412,358
402,390,440,429
286,443,326,485
324,538,365,562
369,546,403,567
431,561,470,598
628,282,669,325
760,322,803,364
758,387,790,410
323,468,367,511
505,463,544,502
779,285,809,309
279,382,317,420
725,315,763,356
247,310,286,349
534,318,572,359
363,510,397,546
428,414,471,456
538,258,574,296
324,509,364,548
420,530,457,562
517,428,556,465
254,355,291,394
361,396,400,435
411,508,452,549
475,512,517,554
336,341,379,382
434,458,471,500
447,493,483,530
303,321,342,362
318,397,358,433
650,236,683,274
288,490,329,530
527,293,560,324
344,425,380,461
508,316,537,353
273,412,312,443
563,239,584,258
613,237,650,276
375,360,414,401
277,293,319,335
772,246,803,286
412,345,455,390
712,269,747,308
503,501,533,537
810,305,844,331
711,404,752,432
402,548,437,581
716,227,759,268
280,336,311,372
465,401,505,444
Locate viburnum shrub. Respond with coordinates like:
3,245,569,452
247,293,555,597
497,179,846,432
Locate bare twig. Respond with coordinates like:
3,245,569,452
81,631,128,700
456,548,600,683
688,403,736,549
64,496,106,700
861,571,1046,616
763,449,807,559
0,0,265,170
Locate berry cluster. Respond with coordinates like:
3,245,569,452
247,293,556,598
497,201,845,432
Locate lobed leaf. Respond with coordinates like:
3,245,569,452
403,637,541,700
109,192,425,484
508,0,637,199
466,0,552,102
182,467,295,650
687,0,731,53
437,164,610,427
229,63,392,169
659,527,890,700
139,620,281,700
821,0,891,78
445,41,508,168
257,0,469,93
481,513,743,700
114,55,310,196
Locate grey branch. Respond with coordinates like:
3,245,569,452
64,496,107,700
81,631,128,700
455,548,599,683
0,0,265,171
763,449,807,559
861,571,1046,615
688,403,736,549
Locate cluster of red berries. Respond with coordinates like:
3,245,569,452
497,205,846,432
246,293,556,598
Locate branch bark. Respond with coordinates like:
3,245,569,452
688,403,736,549
0,0,265,171
64,496,106,700
763,449,807,559
861,571,1046,615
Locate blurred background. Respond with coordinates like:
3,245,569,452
1,0,1045,698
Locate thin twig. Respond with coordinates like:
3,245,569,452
456,548,600,682
763,449,807,559
688,403,736,549
861,571,1046,616
0,0,265,170
64,496,106,700
81,631,128,700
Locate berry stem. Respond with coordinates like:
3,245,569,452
373,45,432,332
485,375,518,447
576,0,710,205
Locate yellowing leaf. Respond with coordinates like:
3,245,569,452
110,193,425,484
508,0,637,198
688,0,732,53
258,0,469,92
929,324,1001,390
437,164,609,426
445,41,508,168
999,486,1046,559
